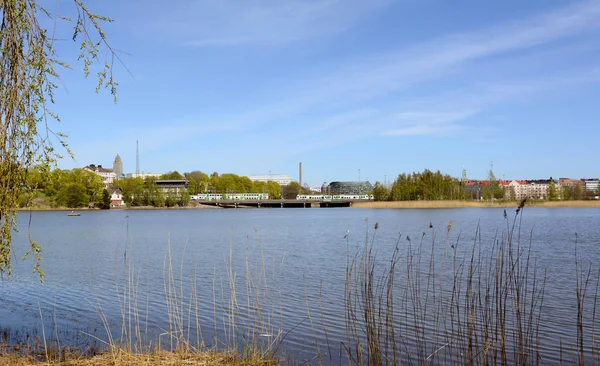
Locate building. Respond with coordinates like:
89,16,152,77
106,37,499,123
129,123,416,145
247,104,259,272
83,164,116,188
107,188,125,207
154,179,189,195
502,179,557,200
126,172,162,179
328,181,373,195
463,180,482,200
113,154,124,177
582,179,600,196
248,174,294,186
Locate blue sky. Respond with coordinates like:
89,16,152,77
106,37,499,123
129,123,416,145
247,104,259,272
51,0,600,186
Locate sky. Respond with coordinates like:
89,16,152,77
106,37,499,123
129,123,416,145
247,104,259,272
49,0,600,186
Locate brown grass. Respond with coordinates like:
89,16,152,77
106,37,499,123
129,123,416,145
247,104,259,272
0,350,277,365
351,200,600,209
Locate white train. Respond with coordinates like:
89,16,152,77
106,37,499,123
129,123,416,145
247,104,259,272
296,194,373,201
190,193,269,201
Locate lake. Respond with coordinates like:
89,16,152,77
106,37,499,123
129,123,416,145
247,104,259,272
2,207,600,363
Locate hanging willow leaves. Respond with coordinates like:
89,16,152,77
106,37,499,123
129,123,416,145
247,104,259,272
0,0,120,281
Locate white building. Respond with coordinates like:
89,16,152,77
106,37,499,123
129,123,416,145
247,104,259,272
505,179,555,200
83,164,116,188
107,188,125,207
247,174,294,185
583,179,600,196
126,172,162,179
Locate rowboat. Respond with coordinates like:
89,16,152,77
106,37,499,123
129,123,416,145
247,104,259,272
67,211,81,217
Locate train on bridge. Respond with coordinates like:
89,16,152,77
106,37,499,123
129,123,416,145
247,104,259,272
296,194,373,201
189,193,374,201
190,193,269,201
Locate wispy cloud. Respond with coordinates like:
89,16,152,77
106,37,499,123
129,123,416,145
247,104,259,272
157,0,392,46
72,0,600,165
287,0,600,109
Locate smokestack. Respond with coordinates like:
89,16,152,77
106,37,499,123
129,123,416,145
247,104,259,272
299,162,303,187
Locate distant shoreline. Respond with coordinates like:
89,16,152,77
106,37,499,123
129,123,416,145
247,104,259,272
351,200,600,209
16,200,600,212
16,204,223,212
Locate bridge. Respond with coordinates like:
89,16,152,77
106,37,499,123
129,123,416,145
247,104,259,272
194,199,355,208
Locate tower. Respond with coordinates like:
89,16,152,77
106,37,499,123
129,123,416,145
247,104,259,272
299,162,303,187
113,154,123,176
461,167,467,182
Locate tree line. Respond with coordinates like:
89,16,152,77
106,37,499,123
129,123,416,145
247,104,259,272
372,169,467,201
372,169,600,202
21,168,310,208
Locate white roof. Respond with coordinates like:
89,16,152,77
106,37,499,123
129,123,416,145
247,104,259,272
248,174,294,183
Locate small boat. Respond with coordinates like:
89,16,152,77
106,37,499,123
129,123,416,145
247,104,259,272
67,211,81,217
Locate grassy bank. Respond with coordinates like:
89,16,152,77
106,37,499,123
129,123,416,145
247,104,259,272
352,199,600,209
0,351,274,365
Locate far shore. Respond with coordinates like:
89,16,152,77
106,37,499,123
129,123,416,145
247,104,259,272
15,200,600,211
351,200,600,209
16,204,223,212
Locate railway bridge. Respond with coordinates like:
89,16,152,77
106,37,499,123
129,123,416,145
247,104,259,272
194,199,354,208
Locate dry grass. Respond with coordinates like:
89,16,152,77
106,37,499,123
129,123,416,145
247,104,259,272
0,350,277,365
352,199,600,209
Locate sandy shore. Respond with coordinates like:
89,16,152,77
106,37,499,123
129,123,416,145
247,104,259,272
351,200,600,209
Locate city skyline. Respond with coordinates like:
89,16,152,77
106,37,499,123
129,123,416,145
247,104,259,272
51,0,600,186
87,152,599,188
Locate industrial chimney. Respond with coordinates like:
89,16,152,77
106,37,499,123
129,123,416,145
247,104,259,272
299,162,303,187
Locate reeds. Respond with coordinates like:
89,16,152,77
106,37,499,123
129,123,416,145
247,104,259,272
342,204,557,365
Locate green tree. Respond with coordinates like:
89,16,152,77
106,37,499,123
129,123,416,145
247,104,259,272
56,182,88,208
161,171,184,180
562,185,571,201
179,190,190,207
185,171,209,194
372,182,389,201
282,182,301,199
165,189,177,207
548,178,558,201
574,182,584,200
99,189,111,209
266,181,281,199
0,1,118,278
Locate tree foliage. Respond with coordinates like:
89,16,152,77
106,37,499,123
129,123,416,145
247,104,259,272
562,185,571,201
99,189,111,209
372,182,389,201
281,182,301,199
548,178,558,201
574,182,584,200
389,170,465,201
0,0,119,279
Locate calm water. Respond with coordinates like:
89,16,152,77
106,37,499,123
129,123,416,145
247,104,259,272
2,207,600,363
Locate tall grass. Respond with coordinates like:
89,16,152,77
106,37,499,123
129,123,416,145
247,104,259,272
81,226,284,365
343,201,563,365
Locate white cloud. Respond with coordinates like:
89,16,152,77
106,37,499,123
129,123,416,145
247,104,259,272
72,0,600,162
392,110,480,125
289,0,600,109
384,124,461,136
